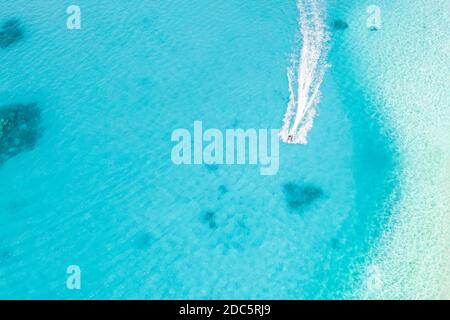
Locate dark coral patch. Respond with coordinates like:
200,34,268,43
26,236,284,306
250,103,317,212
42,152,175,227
0,249,12,260
0,103,42,166
201,210,217,229
282,182,324,213
205,164,219,172
333,19,349,30
0,19,24,49
134,232,155,250
218,184,228,195
331,238,340,249
0,246,13,266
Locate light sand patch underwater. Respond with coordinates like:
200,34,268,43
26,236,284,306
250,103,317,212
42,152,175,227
342,0,450,299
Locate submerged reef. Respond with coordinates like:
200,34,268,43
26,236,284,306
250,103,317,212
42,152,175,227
0,103,42,166
205,164,219,173
201,210,217,229
133,232,155,250
218,184,228,196
0,19,24,49
0,248,13,266
282,182,324,213
333,19,349,30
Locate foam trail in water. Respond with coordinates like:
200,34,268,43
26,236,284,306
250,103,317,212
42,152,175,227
280,0,330,144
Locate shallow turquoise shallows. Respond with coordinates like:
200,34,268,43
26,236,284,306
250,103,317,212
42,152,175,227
0,0,398,299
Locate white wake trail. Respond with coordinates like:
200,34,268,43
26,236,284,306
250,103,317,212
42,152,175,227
280,0,330,144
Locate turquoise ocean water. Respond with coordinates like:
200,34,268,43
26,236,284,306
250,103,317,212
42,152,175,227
0,0,399,299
